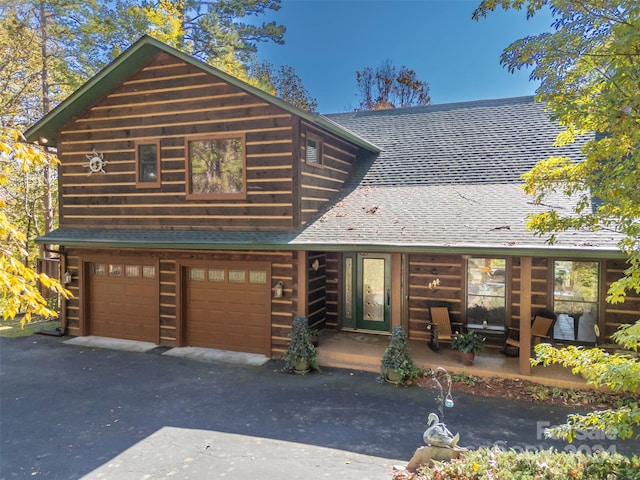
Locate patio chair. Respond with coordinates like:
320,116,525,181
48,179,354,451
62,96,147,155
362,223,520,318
502,312,555,356
427,306,464,351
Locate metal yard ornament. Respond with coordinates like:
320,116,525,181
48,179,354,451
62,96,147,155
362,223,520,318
85,150,108,175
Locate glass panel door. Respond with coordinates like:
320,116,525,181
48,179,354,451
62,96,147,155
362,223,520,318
356,254,391,331
342,253,392,332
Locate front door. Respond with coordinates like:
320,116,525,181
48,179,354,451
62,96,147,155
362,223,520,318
343,253,391,332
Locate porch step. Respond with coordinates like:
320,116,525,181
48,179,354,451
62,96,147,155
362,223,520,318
317,348,380,374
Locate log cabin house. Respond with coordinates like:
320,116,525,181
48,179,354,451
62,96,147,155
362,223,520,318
26,36,638,376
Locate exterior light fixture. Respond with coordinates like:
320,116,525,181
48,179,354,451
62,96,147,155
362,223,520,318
274,281,284,298
63,270,73,285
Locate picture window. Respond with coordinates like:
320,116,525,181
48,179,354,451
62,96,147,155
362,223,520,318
187,136,245,198
466,257,506,328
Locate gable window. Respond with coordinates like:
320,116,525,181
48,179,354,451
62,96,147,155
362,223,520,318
136,141,160,188
553,260,599,343
466,257,506,329
187,135,245,198
305,133,323,165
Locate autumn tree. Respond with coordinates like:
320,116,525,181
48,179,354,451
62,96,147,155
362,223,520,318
252,61,318,112
355,60,431,110
98,0,285,63
474,0,640,441
0,1,98,265
1,128,69,322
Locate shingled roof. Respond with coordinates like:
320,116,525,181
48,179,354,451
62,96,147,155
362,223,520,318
293,97,622,254
37,96,623,256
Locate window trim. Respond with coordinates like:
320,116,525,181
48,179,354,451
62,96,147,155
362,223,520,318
135,139,161,188
185,133,247,200
304,132,324,167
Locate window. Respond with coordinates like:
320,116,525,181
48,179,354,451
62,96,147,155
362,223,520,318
208,269,225,282
187,135,245,198
109,264,123,277
92,264,106,276
305,133,323,165
189,268,205,281
136,141,160,187
229,270,246,283
125,265,140,277
249,270,266,284
553,261,599,342
466,258,506,328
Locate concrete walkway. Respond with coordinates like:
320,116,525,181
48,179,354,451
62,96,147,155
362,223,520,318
1,335,637,479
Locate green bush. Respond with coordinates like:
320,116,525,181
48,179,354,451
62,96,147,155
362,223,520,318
413,448,640,480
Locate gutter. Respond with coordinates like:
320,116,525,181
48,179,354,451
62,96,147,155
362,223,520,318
34,236,625,260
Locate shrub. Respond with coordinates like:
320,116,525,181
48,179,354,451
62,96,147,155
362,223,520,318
408,448,640,480
380,326,421,384
282,315,319,374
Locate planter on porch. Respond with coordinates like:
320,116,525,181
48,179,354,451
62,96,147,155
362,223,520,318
451,331,485,366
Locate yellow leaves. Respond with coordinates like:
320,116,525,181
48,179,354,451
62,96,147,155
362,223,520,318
0,140,10,155
1,130,70,323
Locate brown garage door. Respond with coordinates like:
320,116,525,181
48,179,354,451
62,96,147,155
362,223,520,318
185,263,270,354
89,262,158,342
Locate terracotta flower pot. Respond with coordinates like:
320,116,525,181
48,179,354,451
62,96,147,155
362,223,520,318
461,352,475,366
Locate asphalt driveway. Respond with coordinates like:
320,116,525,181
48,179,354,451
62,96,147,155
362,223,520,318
1,335,637,479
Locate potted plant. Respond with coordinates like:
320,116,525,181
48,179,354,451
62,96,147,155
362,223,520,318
451,330,485,365
380,326,418,384
283,315,320,374
309,328,320,348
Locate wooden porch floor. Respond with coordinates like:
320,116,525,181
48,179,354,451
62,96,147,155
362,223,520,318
317,330,590,390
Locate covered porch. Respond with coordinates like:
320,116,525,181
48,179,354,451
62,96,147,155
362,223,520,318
316,330,590,390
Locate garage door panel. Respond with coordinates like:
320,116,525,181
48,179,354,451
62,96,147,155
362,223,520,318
186,264,269,354
89,261,158,343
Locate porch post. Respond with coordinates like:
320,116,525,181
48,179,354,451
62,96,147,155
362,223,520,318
519,256,533,375
297,250,308,317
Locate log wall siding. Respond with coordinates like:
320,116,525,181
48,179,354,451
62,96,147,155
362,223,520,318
299,122,359,225
62,252,81,335
603,259,640,338
64,247,297,356
407,254,464,341
307,252,327,330
57,51,297,230
509,257,551,327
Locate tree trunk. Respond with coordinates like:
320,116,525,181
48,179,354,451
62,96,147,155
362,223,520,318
39,1,54,257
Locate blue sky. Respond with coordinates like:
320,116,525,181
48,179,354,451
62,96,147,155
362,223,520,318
255,0,554,113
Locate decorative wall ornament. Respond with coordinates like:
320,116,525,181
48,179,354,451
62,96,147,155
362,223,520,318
85,150,108,175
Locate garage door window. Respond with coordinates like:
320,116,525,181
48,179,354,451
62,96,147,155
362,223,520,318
208,269,225,282
143,266,156,279
126,265,140,277
249,270,266,284
109,264,123,277
189,268,205,281
229,270,246,283
92,264,106,276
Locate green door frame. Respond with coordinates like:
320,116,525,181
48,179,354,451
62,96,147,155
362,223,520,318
342,253,391,332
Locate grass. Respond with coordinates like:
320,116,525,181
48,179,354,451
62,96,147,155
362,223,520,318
0,315,61,338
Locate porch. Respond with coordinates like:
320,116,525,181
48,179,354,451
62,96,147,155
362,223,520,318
316,330,590,390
